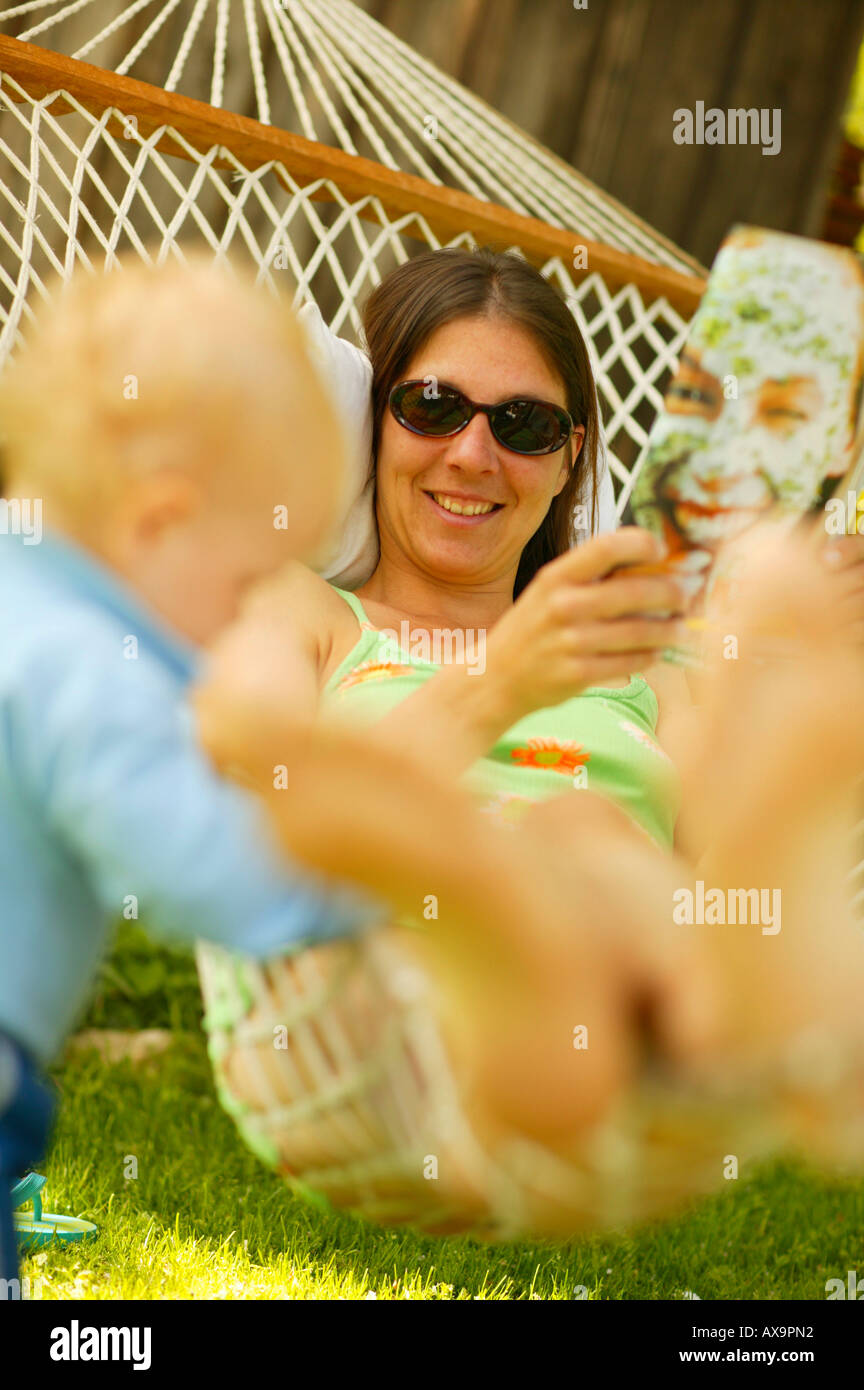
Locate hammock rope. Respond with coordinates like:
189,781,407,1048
0,58,700,487
2,0,706,273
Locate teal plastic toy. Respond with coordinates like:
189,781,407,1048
12,1173,98,1249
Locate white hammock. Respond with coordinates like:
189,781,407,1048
0,1,726,1236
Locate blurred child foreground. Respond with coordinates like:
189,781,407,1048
0,258,381,1293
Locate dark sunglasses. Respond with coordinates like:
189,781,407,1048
388,379,574,456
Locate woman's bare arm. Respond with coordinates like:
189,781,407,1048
207,533,686,785
356,529,688,778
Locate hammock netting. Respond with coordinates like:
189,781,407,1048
3,0,814,1237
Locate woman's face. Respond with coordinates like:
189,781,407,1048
374,314,583,587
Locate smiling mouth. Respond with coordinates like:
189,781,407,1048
425,491,504,518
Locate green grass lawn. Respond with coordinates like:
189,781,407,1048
18,1032,864,1301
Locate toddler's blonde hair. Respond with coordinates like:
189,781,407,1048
0,253,346,529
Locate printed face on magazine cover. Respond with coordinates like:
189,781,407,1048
631,227,864,597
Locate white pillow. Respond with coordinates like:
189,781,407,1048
297,301,616,590
296,301,377,589
579,448,618,537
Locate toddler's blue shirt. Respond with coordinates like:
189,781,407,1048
0,530,378,1064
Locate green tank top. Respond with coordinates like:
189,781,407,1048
322,587,680,848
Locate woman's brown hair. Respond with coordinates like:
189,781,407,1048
361,246,602,597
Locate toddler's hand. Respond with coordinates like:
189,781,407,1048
192,568,318,774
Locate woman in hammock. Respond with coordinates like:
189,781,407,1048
194,248,864,1235
281,247,691,849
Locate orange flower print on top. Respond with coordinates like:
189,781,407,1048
510,738,590,775
336,660,414,694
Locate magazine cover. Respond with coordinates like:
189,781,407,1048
626,225,864,658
